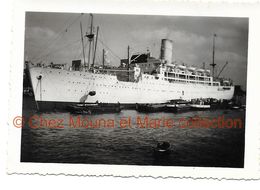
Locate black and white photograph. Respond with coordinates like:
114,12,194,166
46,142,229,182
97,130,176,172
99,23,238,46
21,12,248,168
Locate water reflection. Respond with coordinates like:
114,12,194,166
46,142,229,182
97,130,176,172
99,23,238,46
21,107,245,167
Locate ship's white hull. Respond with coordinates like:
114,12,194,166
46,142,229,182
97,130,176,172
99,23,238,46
28,67,234,109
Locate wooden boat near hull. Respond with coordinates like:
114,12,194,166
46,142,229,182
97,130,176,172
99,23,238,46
165,104,191,113
136,103,166,113
67,103,121,114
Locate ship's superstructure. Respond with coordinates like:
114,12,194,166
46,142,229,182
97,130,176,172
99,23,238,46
29,61,234,109
27,14,234,110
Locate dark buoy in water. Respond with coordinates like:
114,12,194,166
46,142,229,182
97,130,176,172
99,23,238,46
153,141,171,155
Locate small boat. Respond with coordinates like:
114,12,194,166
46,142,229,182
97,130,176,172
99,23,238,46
231,105,240,110
230,105,244,111
66,103,98,110
190,99,211,110
136,103,166,112
90,104,122,114
165,99,191,113
226,101,244,110
67,103,121,114
153,141,171,155
177,65,186,70
190,104,210,109
187,66,196,71
196,68,205,73
165,104,178,112
166,104,191,113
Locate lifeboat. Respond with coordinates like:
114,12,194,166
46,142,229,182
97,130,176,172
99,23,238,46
177,65,186,70
196,69,205,72
187,67,196,71
167,63,176,68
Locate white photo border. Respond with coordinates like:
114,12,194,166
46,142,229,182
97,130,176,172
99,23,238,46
7,0,260,179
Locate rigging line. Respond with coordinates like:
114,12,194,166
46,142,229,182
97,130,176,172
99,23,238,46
94,47,102,65
37,38,82,62
98,28,107,45
98,39,121,61
98,30,114,57
37,20,83,62
93,24,119,62
97,54,101,65
40,14,84,58
39,44,81,61
33,32,66,63
73,18,90,61
32,14,84,62
30,14,76,61
59,14,88,63
74,39,89,61
73,42,83,60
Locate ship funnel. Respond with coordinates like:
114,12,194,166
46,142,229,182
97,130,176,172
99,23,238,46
160,39,173,64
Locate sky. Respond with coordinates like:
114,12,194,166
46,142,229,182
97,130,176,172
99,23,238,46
25,12,248,90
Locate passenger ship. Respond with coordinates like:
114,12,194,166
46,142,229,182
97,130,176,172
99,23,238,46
27,14,234,110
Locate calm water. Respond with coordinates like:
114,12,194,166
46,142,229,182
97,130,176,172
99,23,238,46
21,97,245,167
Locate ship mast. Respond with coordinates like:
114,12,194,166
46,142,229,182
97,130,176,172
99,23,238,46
102,49,105,69
92,26,99,68
86,13,94,70
127,45,130,81
210,34,217,78
80,22,86,69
